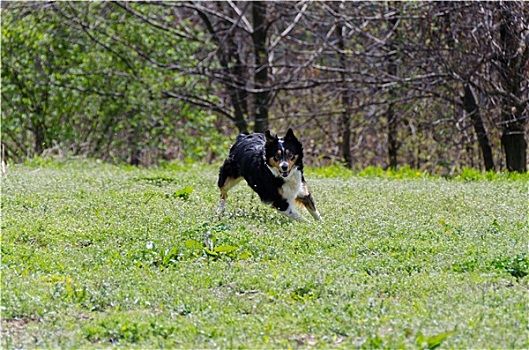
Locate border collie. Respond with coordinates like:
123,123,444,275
216,129,321,222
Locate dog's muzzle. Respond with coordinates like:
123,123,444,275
280,162,289,177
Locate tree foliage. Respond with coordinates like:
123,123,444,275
2,2,228,164
2,1,528,172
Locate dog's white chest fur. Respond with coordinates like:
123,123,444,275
279,168,302,200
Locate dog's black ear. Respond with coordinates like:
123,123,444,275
285,128,297,141
265,130,277,143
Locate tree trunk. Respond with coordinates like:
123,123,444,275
462,84,495,171
32,119,46,155
335,3,353,168
340,90,353,168
31,105,46,155
195,8,249,134
387,104,398,170
497,2,528,172
252,1,269,133
502,129,527,172
386,9,399,170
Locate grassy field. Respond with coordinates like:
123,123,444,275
2,158,528,348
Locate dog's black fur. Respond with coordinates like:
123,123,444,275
217,129,321,221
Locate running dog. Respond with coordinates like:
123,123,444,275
216,129,321,222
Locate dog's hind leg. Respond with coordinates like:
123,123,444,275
216,158,242,216
216,176,243,215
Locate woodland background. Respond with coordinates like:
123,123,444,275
2,1,528,174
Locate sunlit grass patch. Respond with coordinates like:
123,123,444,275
2,159,528,348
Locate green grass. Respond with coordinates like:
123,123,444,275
2,158,528,348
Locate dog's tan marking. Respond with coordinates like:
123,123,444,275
219,176,243,199
268,152,281,170
296,196,316,212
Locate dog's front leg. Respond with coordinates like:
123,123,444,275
275,200,308,222
296,194,321,221
281,207,308,222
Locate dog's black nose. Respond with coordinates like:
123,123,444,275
280,163,288,171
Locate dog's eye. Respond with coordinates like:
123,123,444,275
287,153,295,160
273,154,281,161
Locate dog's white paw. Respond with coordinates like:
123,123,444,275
216,199,227,216
280,207,308,222
311,210,322,221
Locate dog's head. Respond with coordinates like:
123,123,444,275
264,128,303,178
